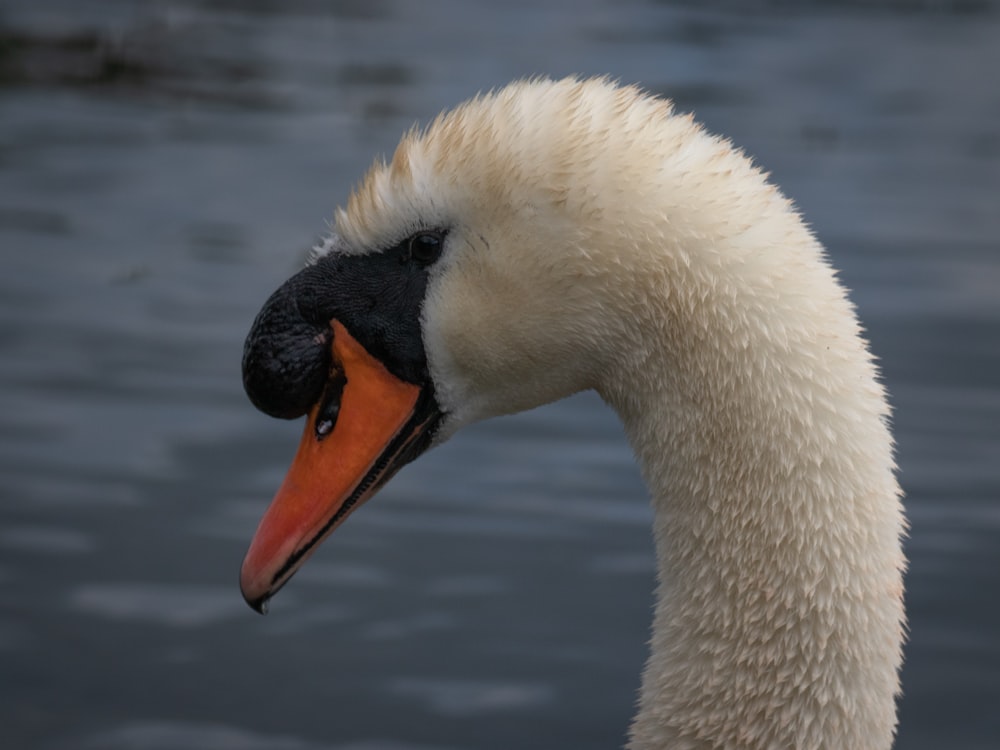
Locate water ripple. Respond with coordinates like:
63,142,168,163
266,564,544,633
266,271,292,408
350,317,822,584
70,583,245,627
71,721,457,750
0,525,94,554
388,677,553,717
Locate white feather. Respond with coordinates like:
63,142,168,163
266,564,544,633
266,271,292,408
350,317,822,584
326,77,904,750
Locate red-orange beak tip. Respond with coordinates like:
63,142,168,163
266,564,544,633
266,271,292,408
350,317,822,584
245,592,269,615
239,566,270,614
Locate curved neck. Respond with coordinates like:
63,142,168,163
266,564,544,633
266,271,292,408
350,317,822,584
598,238,905,749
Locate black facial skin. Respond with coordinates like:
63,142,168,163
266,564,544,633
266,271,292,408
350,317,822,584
242,232,444,421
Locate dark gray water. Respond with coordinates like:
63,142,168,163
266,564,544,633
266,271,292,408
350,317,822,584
1,1,998,748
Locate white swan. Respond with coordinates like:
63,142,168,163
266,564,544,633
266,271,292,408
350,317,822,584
239,77,905,749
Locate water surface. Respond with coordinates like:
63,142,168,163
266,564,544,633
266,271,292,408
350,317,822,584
1,1,998,748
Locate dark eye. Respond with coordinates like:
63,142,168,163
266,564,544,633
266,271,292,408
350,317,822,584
407,231,443,266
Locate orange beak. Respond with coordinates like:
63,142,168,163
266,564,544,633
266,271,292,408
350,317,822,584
240,320,439,612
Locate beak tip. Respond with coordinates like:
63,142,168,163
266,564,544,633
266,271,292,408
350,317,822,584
241,584,271,615
247,595,270,615
240,565,271,615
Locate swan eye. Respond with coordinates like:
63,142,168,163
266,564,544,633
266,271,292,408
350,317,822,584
406,231,443,266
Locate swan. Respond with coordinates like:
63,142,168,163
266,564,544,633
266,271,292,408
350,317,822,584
239,77,905,749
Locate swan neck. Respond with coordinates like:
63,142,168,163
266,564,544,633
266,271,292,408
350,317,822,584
600,248,905,749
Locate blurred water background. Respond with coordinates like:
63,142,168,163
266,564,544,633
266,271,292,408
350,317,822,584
1,1,998,748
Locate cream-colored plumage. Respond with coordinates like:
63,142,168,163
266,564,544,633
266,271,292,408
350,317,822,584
320,77,906,749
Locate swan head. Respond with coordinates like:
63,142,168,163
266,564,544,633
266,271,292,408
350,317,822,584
238,77,905,748
239,76,782,609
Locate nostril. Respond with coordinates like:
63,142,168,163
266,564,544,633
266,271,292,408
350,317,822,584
314,369,347,439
